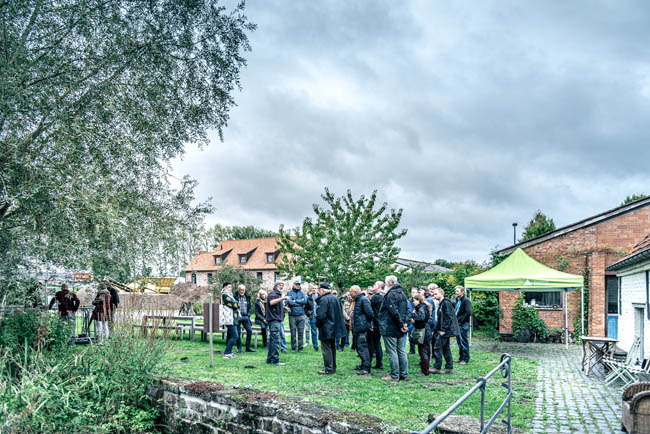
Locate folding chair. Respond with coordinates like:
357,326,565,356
603,338,641,386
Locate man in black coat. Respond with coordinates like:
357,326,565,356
233,284,255,352
454,286,472,364
316,282,346,375
369,281,385,369
350,285,374,375
378,275,410,382
432,287,459,374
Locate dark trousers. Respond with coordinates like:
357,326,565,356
266,321,282,364
369,328,383,367
337,328,350,349
433,333,453,370
289,314,305,350
418,342,431,375
257,321,268,347
321,338,337,373
457,322,470,362
237,316,253,351
355,331,371,370
225,324,239,355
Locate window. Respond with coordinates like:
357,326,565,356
607,275,619,315
257,272,263,281
215,256,221,265
274,272,280,282
207,273,212,284
239,255,247,264
524,291,562,308
191,274,196,284
267,253,274,263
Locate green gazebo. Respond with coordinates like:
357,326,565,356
465,248,584,348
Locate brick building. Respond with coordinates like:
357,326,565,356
496,197,650,338
185,237,295,290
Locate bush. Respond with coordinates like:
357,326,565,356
0,330,169,433
471,292,500,330
512,294,549,343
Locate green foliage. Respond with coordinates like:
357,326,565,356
520,210,556,242
621,194,647,206
212,224,279,245
277,189,407,288
0,279,43,307
208,264,261,297
512,294,549,342
556,255,570,272
471,292,500,330
0,332,168,433
489,248,508,267
448,261,485,288
0,0,255,279
433,259,456,269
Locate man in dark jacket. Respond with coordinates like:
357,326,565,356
432,287,459,374
351,285,374,375
234,284,255,353
455,286,472,364
48,283,80,347
266,282,290,366
316,282,346,375
378,276,409,382
369,281,385,369
287,279,307,352
306,284,319,351
107,283,119,323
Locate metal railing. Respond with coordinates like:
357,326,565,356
412,353,512,434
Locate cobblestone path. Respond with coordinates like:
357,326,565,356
475,340,623,433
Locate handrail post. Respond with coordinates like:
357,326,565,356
478,377,486,432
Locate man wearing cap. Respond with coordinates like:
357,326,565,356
287,279,308,352
316,283,346,375
266,281,291,366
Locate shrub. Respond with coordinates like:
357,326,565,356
0,331,169,433
512,293,549,342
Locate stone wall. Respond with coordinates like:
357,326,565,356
147,377,407,434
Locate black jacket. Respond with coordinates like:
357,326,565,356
435,298,459,337
370,292,384,330
306,295,315,318
107,286,119,310
412,302,432,344
254,298,266,324
455,295,472,326
316,292,347,341
352,294,374,334
378,284,409,338
233,292,252,317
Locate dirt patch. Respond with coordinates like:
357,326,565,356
423,379,472,387
320,410,393,432
185,381,224,394
236,389,280,404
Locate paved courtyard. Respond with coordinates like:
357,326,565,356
476,340,624,433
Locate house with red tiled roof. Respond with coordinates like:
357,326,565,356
496,196,650,339
185,237,293,289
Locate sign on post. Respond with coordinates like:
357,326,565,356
74,273,92,281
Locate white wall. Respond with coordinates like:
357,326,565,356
618,262,650,357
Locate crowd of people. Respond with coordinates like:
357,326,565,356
220,276,472,381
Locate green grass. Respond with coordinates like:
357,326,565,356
158,336,537,431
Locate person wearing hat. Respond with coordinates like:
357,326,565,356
287,279,308,352
315,283,346,375
266,281,290,366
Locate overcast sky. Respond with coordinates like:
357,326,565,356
172,0,650,263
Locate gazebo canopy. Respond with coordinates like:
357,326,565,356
465,248,583,291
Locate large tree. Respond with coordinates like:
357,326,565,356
520,210,556,242
277,188,407,288
0,0,254,278
211,224,279,246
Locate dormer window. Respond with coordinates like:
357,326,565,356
267,253,274,263
239,254,247,264
215,256,221,265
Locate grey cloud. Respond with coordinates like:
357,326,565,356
174,0,650,262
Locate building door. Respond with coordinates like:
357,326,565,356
635,306,645,361
607,276,619,339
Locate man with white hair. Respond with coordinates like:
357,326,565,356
378,275,409,381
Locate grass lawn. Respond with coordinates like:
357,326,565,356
158,335,537,432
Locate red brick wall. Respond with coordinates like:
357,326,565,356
499,205,650,337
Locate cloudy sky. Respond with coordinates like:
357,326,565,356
172,0,650,263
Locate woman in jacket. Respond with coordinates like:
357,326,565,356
255,290,268,347
91,284,112,345
411,294,433,376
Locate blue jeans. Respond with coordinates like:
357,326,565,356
267,321,282,364
280,321,287,351
225,324,238,355
308,317,318,349
384,334,409,380
457,322,470,362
